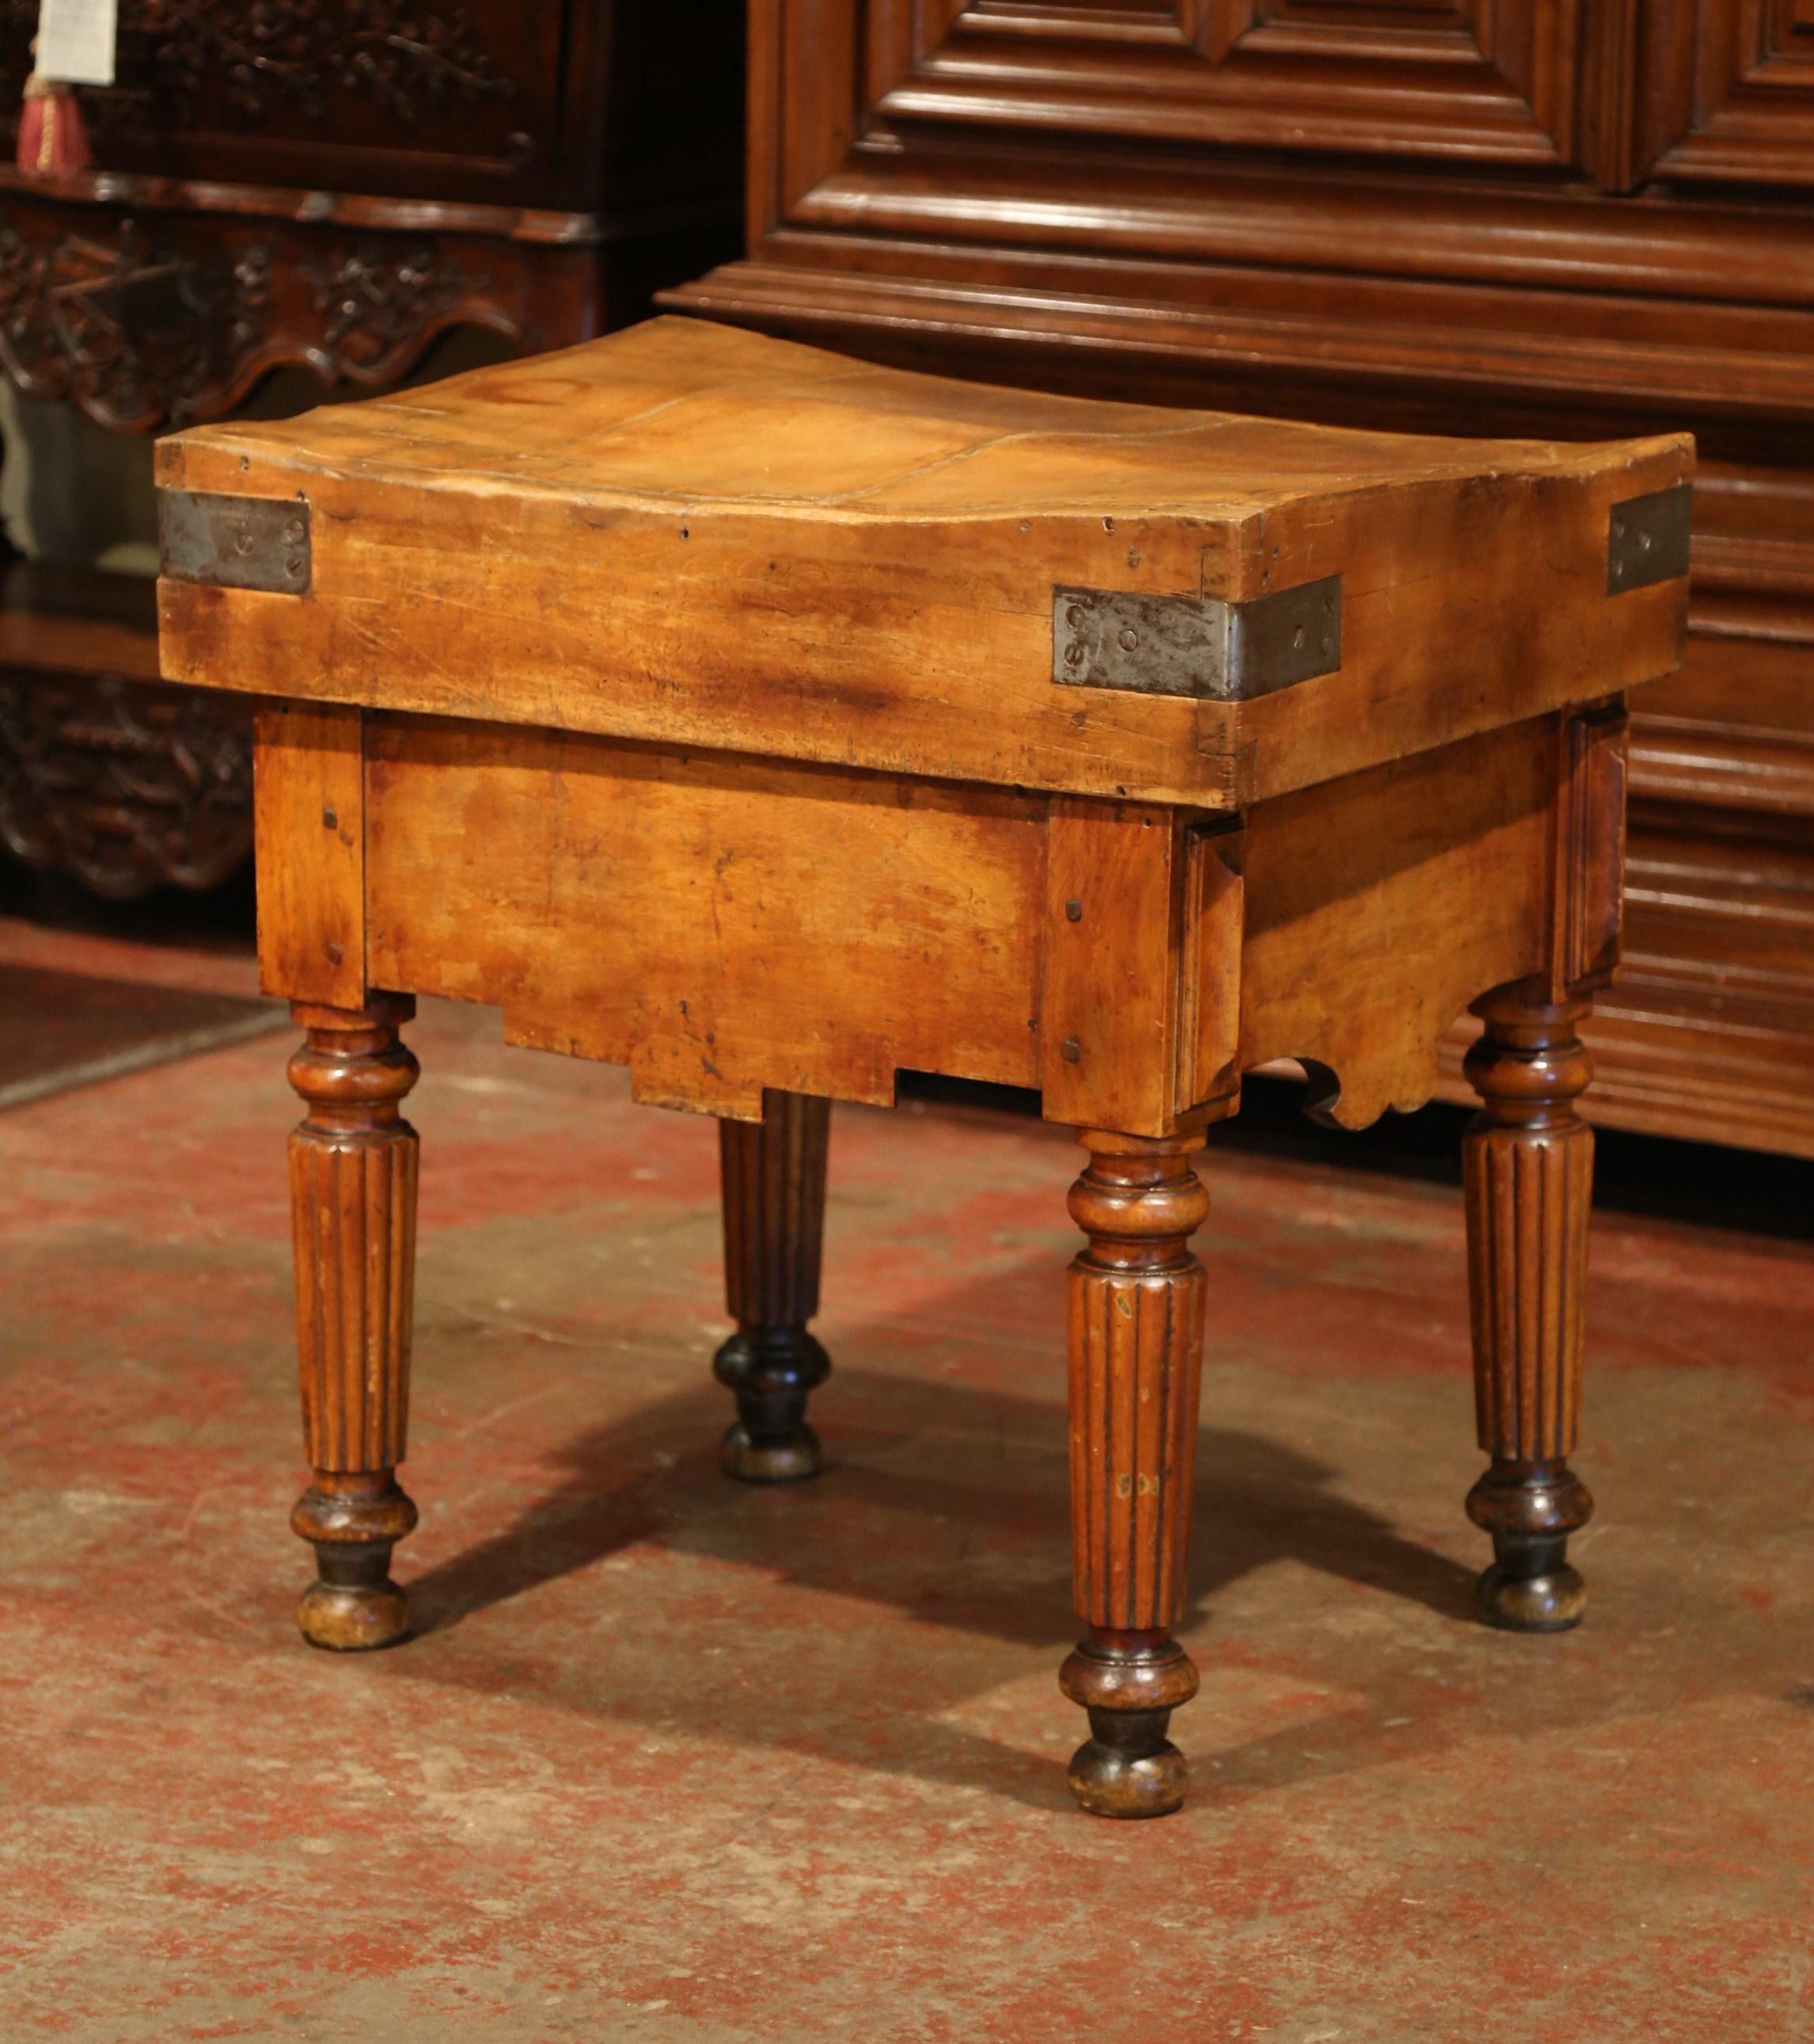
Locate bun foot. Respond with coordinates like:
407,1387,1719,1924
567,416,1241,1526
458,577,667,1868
1060,1632,1200,1819
299,1562,412,1652
714,1324,829,1485
1067,1710,1190,1819
1467,1460,1591,1634
292,1481,416,1651
1476,1559,1586,1633
719,1419,821,1484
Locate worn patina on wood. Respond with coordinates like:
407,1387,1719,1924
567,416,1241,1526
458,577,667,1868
160,317,1685,809
157,315,1688,1817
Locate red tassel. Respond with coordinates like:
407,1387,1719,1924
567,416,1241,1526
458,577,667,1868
17,74,91,179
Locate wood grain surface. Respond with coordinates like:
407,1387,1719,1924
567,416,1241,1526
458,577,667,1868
1461,987,1599,1635
254,705,368,1011
160,317,1688,808
359,716,1046,1121
285,997,421,1653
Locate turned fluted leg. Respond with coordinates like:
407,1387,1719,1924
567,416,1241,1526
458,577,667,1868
1463,986,1596,1632
287,997,420,1651
1060,1131,1209,1818
715,1090,832,1483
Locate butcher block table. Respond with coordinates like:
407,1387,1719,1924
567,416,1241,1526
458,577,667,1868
155,318,1691,1818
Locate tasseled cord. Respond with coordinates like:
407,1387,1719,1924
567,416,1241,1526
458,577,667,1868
17,70,91,178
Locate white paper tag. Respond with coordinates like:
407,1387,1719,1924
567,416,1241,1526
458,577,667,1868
32,0,118,85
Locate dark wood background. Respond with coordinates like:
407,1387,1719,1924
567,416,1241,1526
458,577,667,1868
0,0,744,901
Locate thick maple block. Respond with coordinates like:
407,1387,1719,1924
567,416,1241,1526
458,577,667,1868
157,317,1685,811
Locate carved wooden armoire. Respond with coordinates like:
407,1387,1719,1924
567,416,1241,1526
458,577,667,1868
674,0,1814,1159
0,1,740,899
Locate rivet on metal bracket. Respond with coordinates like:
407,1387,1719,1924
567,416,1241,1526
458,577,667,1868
1052,576,1342,701
1607,483,1691,596
159,489,312,596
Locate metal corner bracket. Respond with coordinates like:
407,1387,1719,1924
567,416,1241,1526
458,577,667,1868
1607,484,1691,596
159,489,312,596
1053,576,1341,701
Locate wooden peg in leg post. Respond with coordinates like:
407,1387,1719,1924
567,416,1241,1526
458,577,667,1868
287,996,420,1650
1060,1130,1209,1818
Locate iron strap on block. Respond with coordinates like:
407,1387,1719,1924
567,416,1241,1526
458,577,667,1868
159,490,313,596
1607,484,1691,596
1052,576,1341,701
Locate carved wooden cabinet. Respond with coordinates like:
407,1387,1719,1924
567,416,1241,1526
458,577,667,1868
0,0,741,899
673,0,1814,1158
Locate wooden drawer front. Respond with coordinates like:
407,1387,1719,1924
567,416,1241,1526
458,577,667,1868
1236,720,1554,1130
361,717,1048,1120
1,5,566,205
0,190,598,432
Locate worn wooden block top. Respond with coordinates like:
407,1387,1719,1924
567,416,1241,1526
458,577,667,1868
156,315,1690,807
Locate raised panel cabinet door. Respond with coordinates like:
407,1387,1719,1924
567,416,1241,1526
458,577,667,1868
1634,0,1814,188
830,0,1625,187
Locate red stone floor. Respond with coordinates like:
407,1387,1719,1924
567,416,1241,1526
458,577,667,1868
2,921,1812,2042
